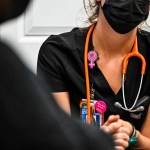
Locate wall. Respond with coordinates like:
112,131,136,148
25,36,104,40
0,0,84,73
0,0,150,73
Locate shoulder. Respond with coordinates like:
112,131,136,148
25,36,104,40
0,41,26,69
37,27,88,71
138,30,150,69
39,27,86,54
0,41,14,58
139,29,150,44
38,27,89,61
138,30,150,55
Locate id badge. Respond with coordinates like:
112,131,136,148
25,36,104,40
80,99,107,127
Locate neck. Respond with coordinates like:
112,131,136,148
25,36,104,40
92,10,137,58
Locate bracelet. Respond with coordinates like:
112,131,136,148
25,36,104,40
130,125,136,137
129,125,138,145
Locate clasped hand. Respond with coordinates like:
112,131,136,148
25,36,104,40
101,115,133,150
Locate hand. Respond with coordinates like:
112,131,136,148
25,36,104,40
113,119,133,150
101,115,132,150
112,126,130,150
101,115,121,134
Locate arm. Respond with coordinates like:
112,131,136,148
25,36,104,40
103,106,150,150
102,115,130,150
132,106,150,149
114,106,150,150
37,37,71,115
52,92,71,115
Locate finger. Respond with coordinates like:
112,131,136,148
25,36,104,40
115,146,125,150
108,122,122,134
112,132,129,142
117,127,130,135
101,122,121,134
101,126,111,133
114,139,129,149
104,115,120,126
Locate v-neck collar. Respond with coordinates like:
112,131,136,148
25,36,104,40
88,34,142,108
75,27,143,108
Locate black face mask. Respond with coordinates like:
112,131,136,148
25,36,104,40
102,0,149,34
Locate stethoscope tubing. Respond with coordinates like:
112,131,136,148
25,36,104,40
122,74,144,110
122,37,146,75
84,24,146,124
84,24,95,124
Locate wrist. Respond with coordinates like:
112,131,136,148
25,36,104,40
129,125,139,145
129,123,135,137
130,124,136,138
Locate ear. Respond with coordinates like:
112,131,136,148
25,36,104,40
97,0,105,7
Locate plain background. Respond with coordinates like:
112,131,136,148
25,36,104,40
0,0,150,73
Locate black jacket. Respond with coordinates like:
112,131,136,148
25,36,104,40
0,41,114,150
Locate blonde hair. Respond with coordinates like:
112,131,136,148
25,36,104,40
83,0,100,24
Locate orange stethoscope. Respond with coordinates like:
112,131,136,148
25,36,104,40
84,24,146,124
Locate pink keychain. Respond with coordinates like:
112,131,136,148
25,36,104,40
88,50,98,69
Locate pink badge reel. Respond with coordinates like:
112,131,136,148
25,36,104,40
94,100,107,126
94,100,107,114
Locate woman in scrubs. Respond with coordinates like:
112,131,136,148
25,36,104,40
37,0,150,149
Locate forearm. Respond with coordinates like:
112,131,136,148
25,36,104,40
129,130,150,150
